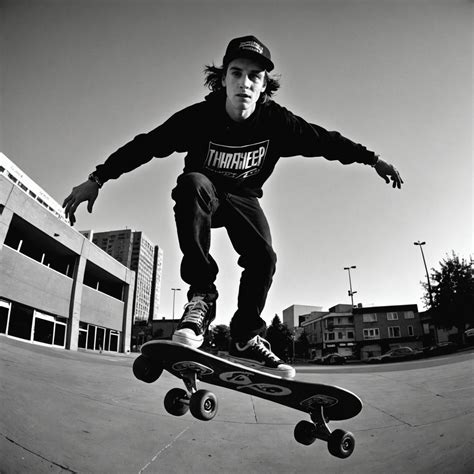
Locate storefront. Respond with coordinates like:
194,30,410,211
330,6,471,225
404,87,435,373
78,321,120,353
0,299,67,348
0,299,121,352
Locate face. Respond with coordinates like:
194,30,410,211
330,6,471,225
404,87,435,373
222,57,267,120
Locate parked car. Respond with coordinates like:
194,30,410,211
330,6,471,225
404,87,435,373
465,328,474,338
365,347,423,363
310,353,347,365
423,342,458,357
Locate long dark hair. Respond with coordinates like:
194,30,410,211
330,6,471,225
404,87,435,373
204,64,281,103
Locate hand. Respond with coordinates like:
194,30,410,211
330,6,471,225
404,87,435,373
374,158,404,189
62,180,99,226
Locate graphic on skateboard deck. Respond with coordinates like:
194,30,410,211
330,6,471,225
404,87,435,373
133,340,363,458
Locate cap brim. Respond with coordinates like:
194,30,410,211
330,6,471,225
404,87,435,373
224,51,274,72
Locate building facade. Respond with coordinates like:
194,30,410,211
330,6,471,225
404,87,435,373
302,304,355,358
301,303,423,360
282,304,325,330
0,155,135,352
87,229,163,324
353,304,423,359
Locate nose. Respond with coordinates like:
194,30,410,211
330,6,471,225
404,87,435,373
239,74,252,89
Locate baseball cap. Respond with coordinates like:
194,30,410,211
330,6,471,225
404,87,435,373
223,35,274,72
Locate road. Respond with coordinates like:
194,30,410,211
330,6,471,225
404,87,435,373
1,336,473,473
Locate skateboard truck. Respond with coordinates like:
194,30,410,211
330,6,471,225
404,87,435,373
310,406,332,441
294,405,355,458
180,369,198,394
132,355,219,421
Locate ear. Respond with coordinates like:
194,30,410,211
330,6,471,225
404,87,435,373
221,69,227,88
260,74,267,94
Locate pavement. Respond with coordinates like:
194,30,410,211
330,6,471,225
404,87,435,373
1,335,473,474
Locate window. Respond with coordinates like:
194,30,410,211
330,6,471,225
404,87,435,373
389,327,401,338
404,311,415,319
363,328,380,339
408,326,414,336
387,312,398,320
363,314,377,323
347,331,354,339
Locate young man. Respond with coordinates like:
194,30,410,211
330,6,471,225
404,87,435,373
63,35,403,379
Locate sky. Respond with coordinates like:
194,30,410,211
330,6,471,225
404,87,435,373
1,0,472,327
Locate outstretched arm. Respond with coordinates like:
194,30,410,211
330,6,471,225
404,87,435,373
62,177,100,226
373,157,404,189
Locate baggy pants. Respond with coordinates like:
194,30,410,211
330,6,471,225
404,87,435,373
171,172,277,340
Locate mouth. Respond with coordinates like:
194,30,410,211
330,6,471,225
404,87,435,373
236,93,251,99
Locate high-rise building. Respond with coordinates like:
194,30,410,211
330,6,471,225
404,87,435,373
86,229,163,323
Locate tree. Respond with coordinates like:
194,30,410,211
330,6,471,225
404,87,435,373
423,252,474,343
209,324,231,351
295,331,310,359
266,315,293,360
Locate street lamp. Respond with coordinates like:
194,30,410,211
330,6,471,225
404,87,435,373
344,266,357,307
171,288,181,321
413,241,433,307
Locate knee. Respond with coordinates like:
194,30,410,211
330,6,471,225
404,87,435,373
172,173,218,213
174,172,213,197
246,245,277,275
264,246,277,275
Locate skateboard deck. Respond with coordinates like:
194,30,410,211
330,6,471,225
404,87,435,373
133,340,363,458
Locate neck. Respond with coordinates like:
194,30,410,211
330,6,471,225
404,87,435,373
225,99,256,123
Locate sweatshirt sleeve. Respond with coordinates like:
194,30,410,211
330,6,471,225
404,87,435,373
275,105,378,166
93,106,193,184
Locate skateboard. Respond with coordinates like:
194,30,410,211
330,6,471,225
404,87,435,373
133,340,363,459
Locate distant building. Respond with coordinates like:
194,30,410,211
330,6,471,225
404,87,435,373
353,304,423,359
0,155,134,353
301,303,423,360
85,229,163,324
301,304,354,358
282,304,325,329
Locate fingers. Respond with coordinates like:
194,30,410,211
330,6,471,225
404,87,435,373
391,169,403,189
87,196,96,214
63,199,78,226
62,191,80,226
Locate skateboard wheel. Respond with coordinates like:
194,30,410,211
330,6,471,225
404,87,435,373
133,355,163,383
164,388,189,416
294,420,317,446
189,390,218,421
327,429,355,458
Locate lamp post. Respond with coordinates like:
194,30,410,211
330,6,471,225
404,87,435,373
171,288,181,322
344,266,357,307
413,241,433,307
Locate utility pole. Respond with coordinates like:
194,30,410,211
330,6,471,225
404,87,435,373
344,266,357,307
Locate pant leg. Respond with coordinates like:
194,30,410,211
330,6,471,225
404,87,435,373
224,194,277,341
171,172,221,297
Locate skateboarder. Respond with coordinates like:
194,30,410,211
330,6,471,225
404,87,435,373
63,35,403,379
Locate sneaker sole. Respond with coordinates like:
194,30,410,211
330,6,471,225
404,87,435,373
172,331,203,348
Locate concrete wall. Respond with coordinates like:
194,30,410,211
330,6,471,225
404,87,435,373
81,285,125,331
0,246,73,318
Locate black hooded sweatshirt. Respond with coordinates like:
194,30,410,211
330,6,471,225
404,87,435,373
93,90,378,198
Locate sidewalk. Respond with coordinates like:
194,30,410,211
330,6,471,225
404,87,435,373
1,336,473,473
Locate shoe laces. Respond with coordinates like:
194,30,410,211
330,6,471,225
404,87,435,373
181,297,210,329
248,336,280,362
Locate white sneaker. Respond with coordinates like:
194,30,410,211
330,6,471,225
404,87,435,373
172,295,215,348
228,335,296,379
